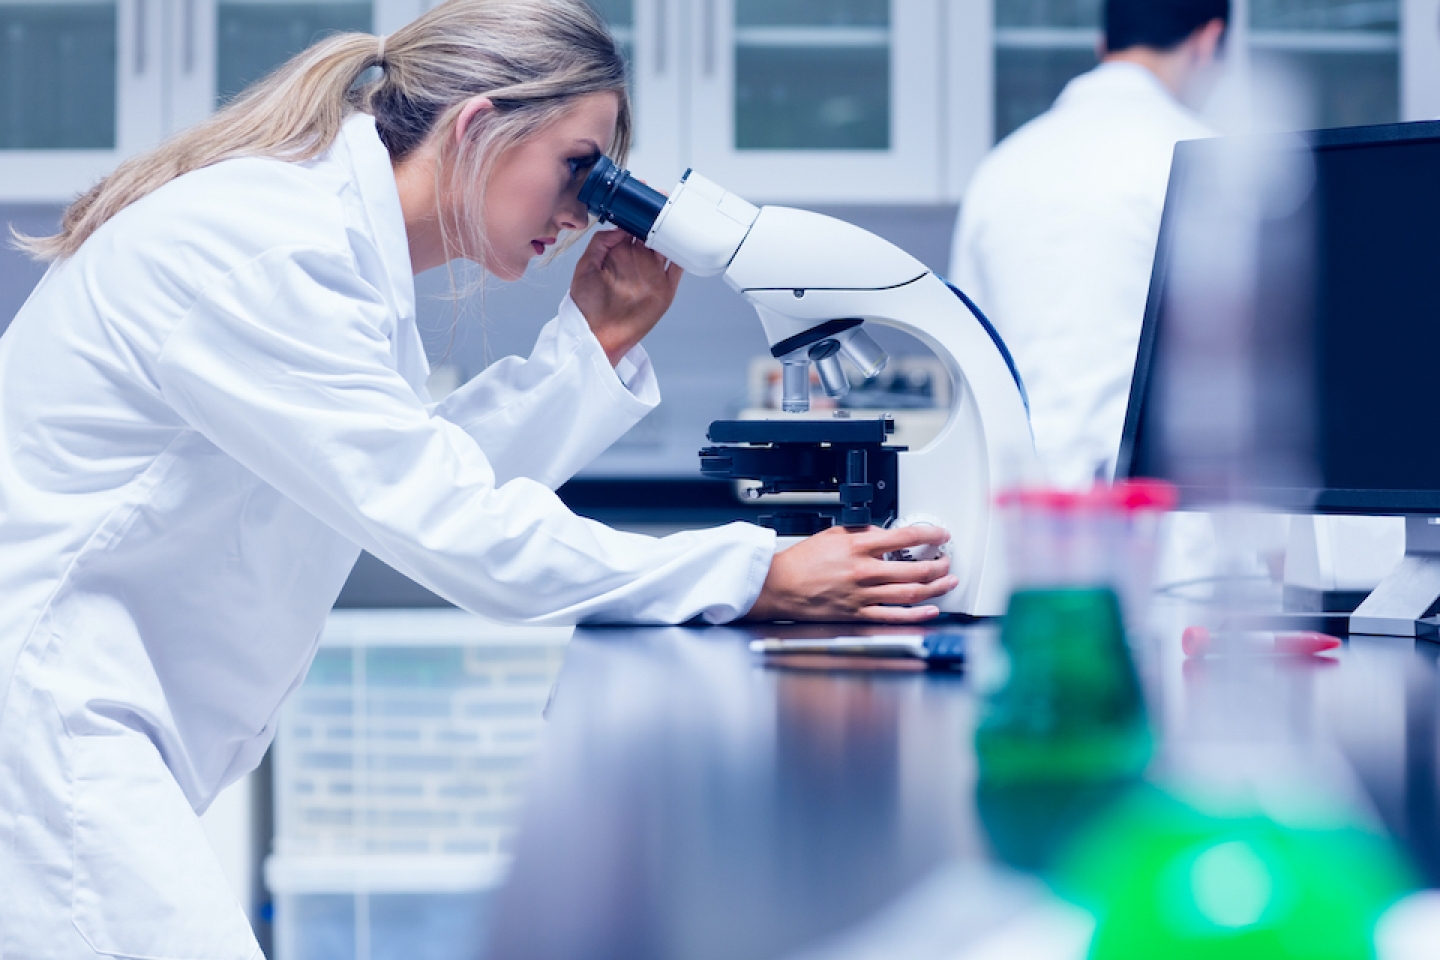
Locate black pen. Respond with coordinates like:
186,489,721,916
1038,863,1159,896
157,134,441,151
748,632,967,666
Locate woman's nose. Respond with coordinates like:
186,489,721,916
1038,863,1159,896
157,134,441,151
558,192,588,231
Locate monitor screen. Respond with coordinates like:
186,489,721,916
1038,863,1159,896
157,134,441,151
1118,120,1440,514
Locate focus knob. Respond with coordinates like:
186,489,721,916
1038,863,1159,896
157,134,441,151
884,515,951,562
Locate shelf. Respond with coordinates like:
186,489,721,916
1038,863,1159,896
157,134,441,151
1249,29,1399,52
733,26,889,49
266,853,511,894
994,26,1099,50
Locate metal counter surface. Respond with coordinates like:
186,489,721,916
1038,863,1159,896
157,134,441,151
482,604,1440,960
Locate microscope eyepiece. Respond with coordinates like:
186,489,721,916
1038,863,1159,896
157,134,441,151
577,156,667,240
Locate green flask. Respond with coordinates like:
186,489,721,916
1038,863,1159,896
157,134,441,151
975,586,1151,872
976,586,1151,783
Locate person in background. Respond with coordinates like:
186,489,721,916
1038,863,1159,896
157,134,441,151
951,0,1228,488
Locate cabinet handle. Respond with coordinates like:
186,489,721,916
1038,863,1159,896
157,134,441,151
133,0,146,75
701,0,715,77
654,0,667,75
182,0,195,74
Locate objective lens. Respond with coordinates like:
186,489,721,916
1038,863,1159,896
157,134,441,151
810,340,850,399
839,328,889,381
577,156,667,240
781,359,811,414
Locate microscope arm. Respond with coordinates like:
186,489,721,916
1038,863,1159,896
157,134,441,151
578,159,1040,615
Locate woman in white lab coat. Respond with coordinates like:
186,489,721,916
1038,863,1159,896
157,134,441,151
0,1,953,956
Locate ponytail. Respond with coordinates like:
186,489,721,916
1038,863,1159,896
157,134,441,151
15,0,630,262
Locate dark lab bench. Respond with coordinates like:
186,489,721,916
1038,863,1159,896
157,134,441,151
481,613,1440,959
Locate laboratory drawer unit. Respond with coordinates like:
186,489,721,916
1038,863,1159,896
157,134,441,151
264,609,571,960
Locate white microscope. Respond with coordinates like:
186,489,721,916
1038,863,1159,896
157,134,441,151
578,160,1039,616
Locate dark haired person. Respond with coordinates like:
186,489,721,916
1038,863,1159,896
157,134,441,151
951,0,1228,488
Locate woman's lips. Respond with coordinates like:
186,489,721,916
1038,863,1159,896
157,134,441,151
531,238,556,256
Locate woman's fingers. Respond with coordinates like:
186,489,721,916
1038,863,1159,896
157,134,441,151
857,603,944,624
662,255,684,293
577,227,628,267
857,524,951,557
610,236,674,283
570,230,682,364
862,576,960,609
856,556,951,586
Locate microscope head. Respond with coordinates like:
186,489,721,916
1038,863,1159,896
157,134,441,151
578,158,892,412
577,157,758,277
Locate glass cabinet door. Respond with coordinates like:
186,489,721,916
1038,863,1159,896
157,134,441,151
689,0,942,202
0,0,116,149
0,0,151,200
0,0,401,201
214,0,372,104
992,0,1100,142
587,0,684,192
170,0,378,132
1248,0,1399,128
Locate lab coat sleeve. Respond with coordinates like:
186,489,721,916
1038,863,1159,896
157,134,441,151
154,246,775,625
428,294,657,489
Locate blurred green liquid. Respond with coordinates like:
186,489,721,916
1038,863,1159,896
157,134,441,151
976,587,1151,783
1058,786,1415,960
974,587,1151,872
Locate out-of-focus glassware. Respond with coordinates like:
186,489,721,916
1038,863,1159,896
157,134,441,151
733,0,890,150
978,485,1171,783
999,482,1177,638
974,482,1174,872
0,0,117,149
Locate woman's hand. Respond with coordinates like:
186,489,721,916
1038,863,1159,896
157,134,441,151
571,229,683,365
746,525,959,623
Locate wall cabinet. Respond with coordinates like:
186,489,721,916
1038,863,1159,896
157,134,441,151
3,0,1437,204
0,0,968,203
992,0,1412,140
0,0,421,200
587,0,948,202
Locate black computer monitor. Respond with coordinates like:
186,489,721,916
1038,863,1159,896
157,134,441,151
1117,119,1440,635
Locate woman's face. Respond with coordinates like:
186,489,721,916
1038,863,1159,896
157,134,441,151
480,91,620,280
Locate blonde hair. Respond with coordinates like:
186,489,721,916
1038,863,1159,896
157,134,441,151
15,0,631,263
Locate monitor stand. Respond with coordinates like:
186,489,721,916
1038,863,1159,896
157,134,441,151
1349,516,1440,638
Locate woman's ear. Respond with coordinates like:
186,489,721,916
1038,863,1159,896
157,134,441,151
454,96,496,146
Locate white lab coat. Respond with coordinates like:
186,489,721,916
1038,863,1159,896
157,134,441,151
0,114,774,959
952,61,1212,488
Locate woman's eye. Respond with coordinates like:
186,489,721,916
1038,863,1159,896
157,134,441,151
567,154,600,180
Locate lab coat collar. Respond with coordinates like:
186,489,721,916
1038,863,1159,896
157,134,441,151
337,113,417,327
1056,60,1184,112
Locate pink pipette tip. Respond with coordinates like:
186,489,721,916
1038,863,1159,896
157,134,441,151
1182,626,1343,658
